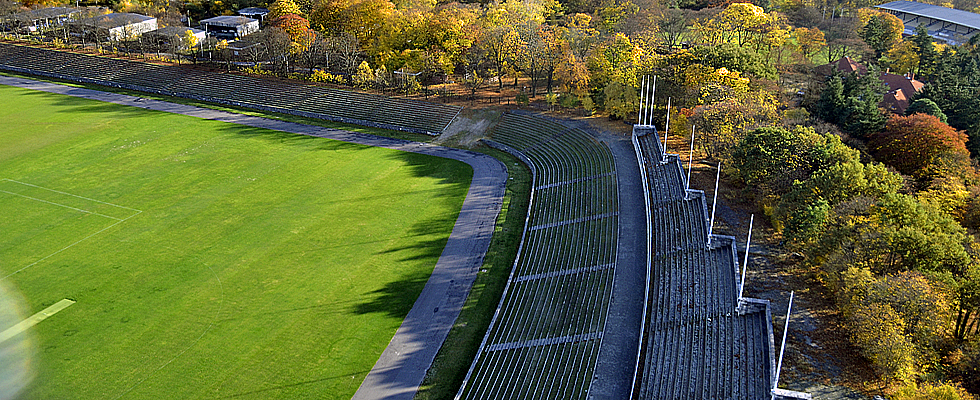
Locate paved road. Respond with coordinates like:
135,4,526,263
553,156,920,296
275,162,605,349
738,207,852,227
0,76,508,400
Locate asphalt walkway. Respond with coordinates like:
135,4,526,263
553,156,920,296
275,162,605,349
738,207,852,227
0,75,507,400
587,134,647,399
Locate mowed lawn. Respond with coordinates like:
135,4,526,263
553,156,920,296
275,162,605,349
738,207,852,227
0,85,472,399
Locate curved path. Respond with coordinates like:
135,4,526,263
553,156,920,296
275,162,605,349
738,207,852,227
0,75,508,400
588,133,647,399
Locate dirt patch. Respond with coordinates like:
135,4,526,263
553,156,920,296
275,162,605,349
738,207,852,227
434,108,504,148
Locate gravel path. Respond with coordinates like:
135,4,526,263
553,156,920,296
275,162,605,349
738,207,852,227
0,76,508,400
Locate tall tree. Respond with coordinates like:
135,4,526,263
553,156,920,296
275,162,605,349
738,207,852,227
269,0,304,21
859,11,903,59
655,8,688,49
793,26,826,62
868,113,969,177
911,23,939,78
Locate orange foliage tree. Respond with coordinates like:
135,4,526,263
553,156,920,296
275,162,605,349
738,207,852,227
868,113,969,177
270,13,315,54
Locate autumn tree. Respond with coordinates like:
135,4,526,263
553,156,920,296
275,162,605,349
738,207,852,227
655,8,688,49
588,32,642,118
329,32,363,84
859,10,904,59
269,13,315,55
298,31,328,72
476,25,517,92
311,0,396,60
261,27,294,75
793,26,826,62
694,43,777,80
891,382,977,400
269,0,303,21
822,16,867,63
884,40,921,75
868,113,970,178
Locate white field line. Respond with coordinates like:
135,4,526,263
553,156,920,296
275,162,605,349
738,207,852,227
0,180,143,280
0,189,123,221
0,298,75,344
2,179,141,213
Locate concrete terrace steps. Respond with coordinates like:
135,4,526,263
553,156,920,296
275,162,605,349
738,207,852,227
0,42,460,135
633,124,777,400
458,112,618,399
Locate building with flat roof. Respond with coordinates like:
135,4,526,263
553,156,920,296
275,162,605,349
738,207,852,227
70,12,157,41
199,15,258,40
0,7,81,33
875,0,980,45
237,7,269,23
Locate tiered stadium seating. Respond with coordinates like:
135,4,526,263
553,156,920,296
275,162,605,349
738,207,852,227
0,42,461,135
459,112,618,399
633,125,781,400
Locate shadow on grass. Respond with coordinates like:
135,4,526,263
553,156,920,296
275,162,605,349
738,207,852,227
351,152,472,320
217,370,372,398
353,268,432,319
354,211,461,319
20,88,158,118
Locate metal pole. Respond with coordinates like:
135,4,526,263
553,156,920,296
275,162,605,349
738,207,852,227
662,97,671,159
647,75,657,126
638,75,646,126
772,291,795,400
636,76,647,125
708,162,720,246
686,125,695,197
738,214,754,302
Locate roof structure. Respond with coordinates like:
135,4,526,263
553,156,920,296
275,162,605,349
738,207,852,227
199,15,256,28
877,0,980,30
73,12,155,29
237,7,269,16
814,56,867,76
875,0,980,44
3,7,80,23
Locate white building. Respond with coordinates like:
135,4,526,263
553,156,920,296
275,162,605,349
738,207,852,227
70,12,157,41
199,16,259,40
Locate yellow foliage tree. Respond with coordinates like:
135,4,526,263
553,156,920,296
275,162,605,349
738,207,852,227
793,26,826,62
885,41,921,75
268,0,303,20
891,382,977,400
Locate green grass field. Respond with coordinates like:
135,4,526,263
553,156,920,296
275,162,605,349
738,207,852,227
0,85,472,399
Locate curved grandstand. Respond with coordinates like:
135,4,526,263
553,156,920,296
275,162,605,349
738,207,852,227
0,42,460,135
0,44,811,399
458,113,620,398
632,126,783,399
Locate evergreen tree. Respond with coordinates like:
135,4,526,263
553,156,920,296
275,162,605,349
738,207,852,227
844,67,888,137
905,98,947,123
912,24,938,78
817,73,847,125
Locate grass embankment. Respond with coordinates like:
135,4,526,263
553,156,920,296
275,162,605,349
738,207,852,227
0,84,471,399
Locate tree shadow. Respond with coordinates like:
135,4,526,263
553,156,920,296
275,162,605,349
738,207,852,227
384,150,473,192
352,152,474,320
20,88,157,118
